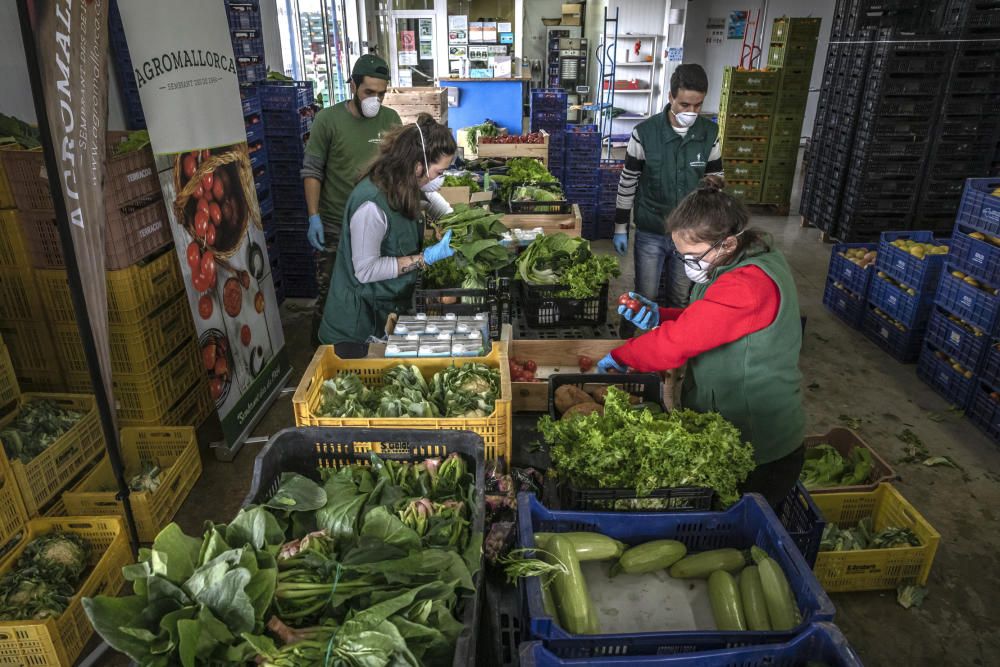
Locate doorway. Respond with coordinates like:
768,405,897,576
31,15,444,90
390,12,438,86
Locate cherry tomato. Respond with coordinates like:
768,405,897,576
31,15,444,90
624,298,640,312
212,176,225,201
194,210,210,237
209,202,222,226
198,294,213,319
200,251,216,287
240,324,252,346
193,184,205,200
209,377,224,401
254,291,265,313
201,172,215,194
205,224,216,246
197,198,210,218
240,270,251,289
186,241,201,270
214,356,229,378
182,154,197,180
192,272,209,293
201,343,216,370
618,293,631,306
201,149,211,161
523,359,537,372
523,370,535,381
578,355,594,372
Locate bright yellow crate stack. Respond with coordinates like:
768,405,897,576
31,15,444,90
63,426,202,542
293,342,512,461
811,483,941,592
0,491,129,667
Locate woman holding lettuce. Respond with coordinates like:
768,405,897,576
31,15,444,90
318,115,457,358
598,181,805,506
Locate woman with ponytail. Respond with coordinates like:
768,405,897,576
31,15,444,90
318,114,457,357
599,180,806,505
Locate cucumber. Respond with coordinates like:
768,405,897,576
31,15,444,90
668,548,747,579
614,540,687,575
708,570,747,631
545,534,600,634
755,552,798,630
536,532,626,561
738,566,771,631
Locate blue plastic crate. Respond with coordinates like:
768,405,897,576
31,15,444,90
924,306,991,372
981,343,1000,390
969,381,1000,443
230,29,264,58
876,231,949,289
264,110,314,136
517,493,834,646
242,94,262,119
867,273,934,328
823,279,867,329
934,265,1000,334
248,144,269,171
519,622,862,666
268,137,309,160
827,243,877,297
772,481,825,568
951,224,1000,286
917,341,976,408
269,159,304,183
275,233,315,258
956,177,1000,235
245,120,265,144
226,2,262,32
259,194,274,217
862,307,925,363
237,62,268,84
271,182,306,203
260,81,315,111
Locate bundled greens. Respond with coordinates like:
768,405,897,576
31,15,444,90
820,517,920,552
84,453,480,667
442,173,481,192
511,184,564,202
422,255,466,289
800,444,874,490
1,399,84,464
316,365,501,419
516,234,621,299
112,129,150,155
491,157,557,201
0,531,90,621
465,121,499,151
539,387,755,505
0,113,40,148
429,205,514,287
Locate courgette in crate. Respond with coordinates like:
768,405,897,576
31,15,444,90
668,548,747,579
536,532,626,561
542,581,558,618
708,570,747,631
546,534,600,634
752,546,799,631
738,565,771,630
612,539,687,575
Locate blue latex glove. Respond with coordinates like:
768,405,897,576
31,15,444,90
613,233,628,256
423,229,455,265
307,213,325,251
597,353,626,374
618,292,660,330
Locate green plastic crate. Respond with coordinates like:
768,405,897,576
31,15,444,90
726,159,766,181
722,67,780,93
728,180,762,203
765,159,797,180
722,138,769,160
771,115,805,140
768,135,801,162
721,115,773,139
720,92,777,115
775,90,809,116
771,17,821,46
768,43,816,69
761,177,793,205
777,67,812,92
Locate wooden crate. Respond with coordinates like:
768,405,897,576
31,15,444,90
502,202,581,237
508,339,623,412
477,130,550,166
384,87,449,125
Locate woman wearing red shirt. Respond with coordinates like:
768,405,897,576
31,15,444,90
598,182,806,506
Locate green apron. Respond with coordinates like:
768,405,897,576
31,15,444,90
681,246,805,464
318,177,421,345
633,114,719,236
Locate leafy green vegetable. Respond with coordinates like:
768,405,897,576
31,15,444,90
443,173,481,192
1,399,84,464
319,374,376,417
493,157,557,200
465,120,499,151
897,584,928,609
800,444,873,489
431,205,514,284
431,364,500,417
539,387,755,505
0,113,40,148
112,130,150,155
422,255,465,289
516,233,620,298
819,517,920,552
0,531,89,621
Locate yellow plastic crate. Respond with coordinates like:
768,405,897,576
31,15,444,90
0,516,129,667
0,343,16,409
812,483,940,592
118,378,213,429
0,446,28,559
293,343,512,461
0,265,46,322
1,392,105,516
63,427,201,542
0,146,14,210
35,244,182,325
0,210,29,266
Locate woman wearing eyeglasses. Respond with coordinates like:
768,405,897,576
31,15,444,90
598,180,805,506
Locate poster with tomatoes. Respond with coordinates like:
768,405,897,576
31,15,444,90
118,0,290,450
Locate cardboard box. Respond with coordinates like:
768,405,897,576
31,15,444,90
561,3,582,26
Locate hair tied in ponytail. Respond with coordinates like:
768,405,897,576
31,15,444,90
697,178,721,193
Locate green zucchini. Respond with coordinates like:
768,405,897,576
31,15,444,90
753,548,798,631
708,570,747,631
668,548,747,579
546,534,600,634
614,540,687,575
536,532,626,561
541,582,558,618
738,566,771,631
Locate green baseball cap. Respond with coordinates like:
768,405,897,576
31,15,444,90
352,54,391,81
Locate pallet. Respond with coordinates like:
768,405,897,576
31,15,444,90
749,202,792,216
800,216,836,243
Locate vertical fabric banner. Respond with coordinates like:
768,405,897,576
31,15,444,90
27,0,114,401
117,0,290,450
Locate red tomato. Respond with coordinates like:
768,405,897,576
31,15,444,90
201,149,211,161
578,355,594,372
208,202,222,226
186,241,201,270
182,154,197,180
198,294,213,319
197,198,210,218
240,324,252,346
524,359,537,372
194,210,210,237
214,356,229,378
523,370,535,381
192,272,209,293
624,298,640,312
200,251,216,286
201,172,215,194
193,184,205,200
201,343,216,370
205,224,216,246
618,293,631,306
212,176,225,201
209,377,224,401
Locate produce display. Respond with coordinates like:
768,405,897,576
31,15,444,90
0,532,90,621
84,453,480,666
871,307,908,332
465,120,499,151
478,132,546,145
508,357,540,383
552,383,651,420
516,234,620,299
838,247,877,268
490,157,558,201
820,517,921,552
887,238,948,259
425,205,514,292
539,386,755,505
442,173,481,192
317,364,500,419
1,400,84,464
483,462,544,564
800,444,874,489
510,184,565,204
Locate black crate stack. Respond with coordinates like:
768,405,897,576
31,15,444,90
801,0,1000,242
225,1,268,84
563,125,602,238
108,0,145,130
597,161,624,240
530,90,568,183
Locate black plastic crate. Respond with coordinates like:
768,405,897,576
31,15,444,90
942,93,1000,117
478,573,521,667
773,481,826,568
519,280,609,328
507,183,571,214
242,427,484,667
866,95,941,117
547,373,663,419
412,275,512,340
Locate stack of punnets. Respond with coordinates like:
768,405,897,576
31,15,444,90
530,89,569,182
862,231,949,363
718,66,779,204
225,0,267,83
261,80,318,298
562,125,602,235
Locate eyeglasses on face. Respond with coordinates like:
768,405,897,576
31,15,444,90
672,237,725,270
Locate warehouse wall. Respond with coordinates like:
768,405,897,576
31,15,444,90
682,0,836,138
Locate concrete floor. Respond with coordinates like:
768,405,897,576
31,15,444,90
101,197,1000,666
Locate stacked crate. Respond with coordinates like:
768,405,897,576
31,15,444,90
763,17,821,206
718,67,779,204
225,1,268,84
108,0,145,130
261,81,318,298
530,89,569,182
863,232,949,363
596,161,624,240
563,125,602,236
823,242,876,329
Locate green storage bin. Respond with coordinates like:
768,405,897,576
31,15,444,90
768,43,816,69
761,174,794,204
771,17,822,46
722,138,769,160
726,159,766,181
775,90,809,116
771,115,805,140
777,67,812,92
768,135,801,162
765,159,797,179
728,180,762,203
720,92,777,115
722,67,780,93
722,115,773,139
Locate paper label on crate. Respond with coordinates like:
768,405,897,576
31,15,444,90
949,331,962,346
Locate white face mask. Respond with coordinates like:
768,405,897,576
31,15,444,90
359,95,381,118
683,258,713,284
671,108,698,127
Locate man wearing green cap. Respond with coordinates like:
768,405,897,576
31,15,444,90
302,53,402,343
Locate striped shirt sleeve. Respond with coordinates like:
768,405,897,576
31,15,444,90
614,129,645,234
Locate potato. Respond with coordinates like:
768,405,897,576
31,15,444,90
561,402,604,420
588,385,610,404
555,385,593,414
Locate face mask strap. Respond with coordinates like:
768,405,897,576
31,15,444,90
416,123,430,178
